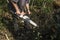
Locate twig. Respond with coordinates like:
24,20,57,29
5,34,10,40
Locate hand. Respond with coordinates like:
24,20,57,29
28,10,31,14
16,11,21,15
20,12,26,16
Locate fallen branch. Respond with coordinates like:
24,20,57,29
5,34,10,40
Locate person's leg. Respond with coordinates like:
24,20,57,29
19,0,26,15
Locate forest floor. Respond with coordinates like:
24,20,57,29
0,27,14,40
